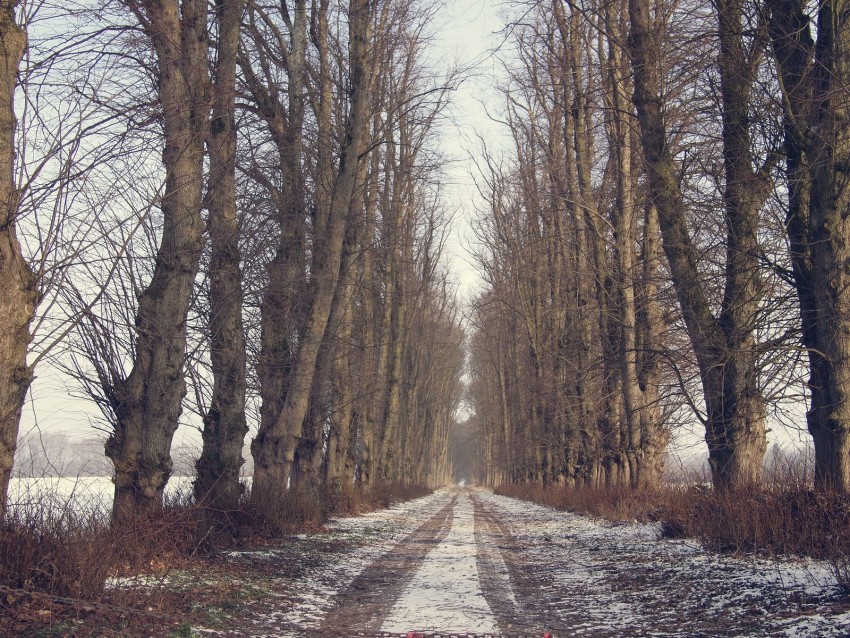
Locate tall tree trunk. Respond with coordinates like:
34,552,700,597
251,0,373,506
769,0,850,491
351,137,381,488
108,0,210,525
636,203,667,487
628,0,767,488
249,0,309,496
195,0,248,517
0,0,34,517
324,291,356,491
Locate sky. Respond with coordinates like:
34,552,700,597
434,0,507,302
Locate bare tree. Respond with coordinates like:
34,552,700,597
250,0,375,508
628,0,771,487
195,0,249,519
0,0,35,516
767,0,850,491
105,0,211,524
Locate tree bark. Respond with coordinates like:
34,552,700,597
251,0,373,507
0,0,35,517
628,0,767,488
768,0,850,491
195,0,248,516
107,0,210,525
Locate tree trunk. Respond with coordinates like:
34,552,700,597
768,0,850,492
635,203,667,487
108,0,210,525
251,0,373,507
248,0,309,498
628,0,767,488
0,0,34,518
195,0,248,517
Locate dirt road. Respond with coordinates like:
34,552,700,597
207,487,849,637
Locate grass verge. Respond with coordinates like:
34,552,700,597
495,480,850,593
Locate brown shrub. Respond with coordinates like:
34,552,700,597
243,481,432,535
495,480,850,568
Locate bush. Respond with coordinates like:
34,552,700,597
243,481,432,535
495,483,665,523
0,501,114,600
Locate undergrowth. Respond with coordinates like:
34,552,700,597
244,481,431,534
495,475,850,594
1,477,431,636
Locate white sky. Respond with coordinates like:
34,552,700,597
435,0,507,302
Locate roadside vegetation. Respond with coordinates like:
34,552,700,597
0,481,430,637
496,461,850,594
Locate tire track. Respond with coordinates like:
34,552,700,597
320,493,457,632
470,491,568,636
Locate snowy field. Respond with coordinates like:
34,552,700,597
7,476,196,517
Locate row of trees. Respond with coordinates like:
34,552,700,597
0,0,464,526
469,0,850,493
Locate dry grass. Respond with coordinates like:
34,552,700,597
244,482,432,534
495,472,850,593
495,483,667,523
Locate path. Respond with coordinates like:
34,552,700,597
208,487,849,637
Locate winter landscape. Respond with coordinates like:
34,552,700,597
4,481,850,636
5,0,850,635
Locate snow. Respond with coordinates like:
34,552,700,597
381,492,498,633
18,478,847,636
7,476,195,517
476,489,850,637
205,487,849,635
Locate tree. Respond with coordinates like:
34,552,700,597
767,0,850,491
0,0,35,517
628,0,771,487
106,0,211,524
194,0,249,520
250,0,375,508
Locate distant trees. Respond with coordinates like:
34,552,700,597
470,0,670,489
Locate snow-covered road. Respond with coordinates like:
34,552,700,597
208,486,850,637
381,493,497,633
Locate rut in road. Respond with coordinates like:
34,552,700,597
320,487,559,636
321,494,458,631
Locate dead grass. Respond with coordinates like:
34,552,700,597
495,483,666,523
0,479,432,635
495,474,850,594
244,481,432,534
